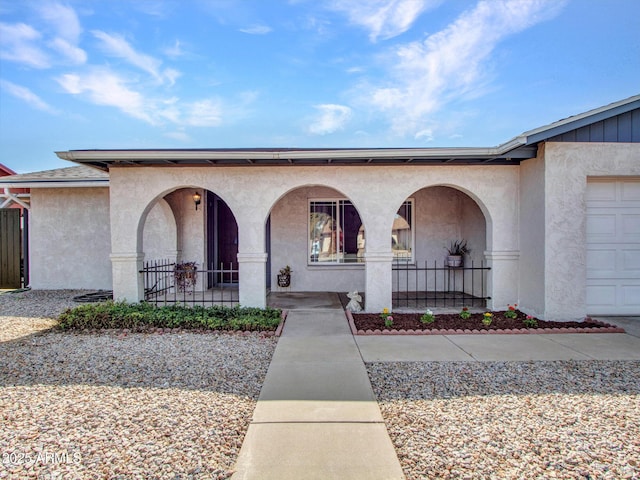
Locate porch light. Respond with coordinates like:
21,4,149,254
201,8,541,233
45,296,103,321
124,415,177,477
193,192,202,210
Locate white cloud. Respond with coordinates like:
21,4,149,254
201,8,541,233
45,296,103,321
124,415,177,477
49,37,87,64
363,0,566,136
56,66,228,128
184,100,223,127
0,22,50,68
0,79,58,113
239,24,272,35
57,68,154,124
165,130,192,142
328,0,440,41
164,40,186,59
414,128,433,141
308,104,352,135
38,2,82,42
92,30,178,84
39,2,87,64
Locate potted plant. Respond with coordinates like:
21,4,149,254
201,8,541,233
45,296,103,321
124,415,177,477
277,265,292,287
445,240,469,267
174,261,198,291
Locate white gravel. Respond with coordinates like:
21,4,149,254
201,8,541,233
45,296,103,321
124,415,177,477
0,290,277,479
368,361,640,480
4,290,639,479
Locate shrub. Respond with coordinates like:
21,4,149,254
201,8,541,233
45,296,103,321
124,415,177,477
57,301,282,332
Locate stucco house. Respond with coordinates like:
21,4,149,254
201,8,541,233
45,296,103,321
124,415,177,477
1,95,639,319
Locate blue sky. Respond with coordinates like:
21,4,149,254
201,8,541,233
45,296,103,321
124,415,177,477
1,0,639,173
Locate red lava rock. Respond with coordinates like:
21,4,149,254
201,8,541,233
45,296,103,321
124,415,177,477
348,311,623,336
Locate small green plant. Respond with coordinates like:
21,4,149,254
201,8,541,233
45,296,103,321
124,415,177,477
421,309,435,324
505,304,518,319
384,315,394,328
279,265,292,276
482,312,493,326
459,307,471,320
445,240,470,256
523,315,538,328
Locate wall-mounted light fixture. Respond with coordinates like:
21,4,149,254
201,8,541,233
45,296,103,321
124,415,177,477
193,191,202,210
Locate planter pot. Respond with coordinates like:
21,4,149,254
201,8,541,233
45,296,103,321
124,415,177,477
447,255,463,267
277,274,291,288
175,263,198,291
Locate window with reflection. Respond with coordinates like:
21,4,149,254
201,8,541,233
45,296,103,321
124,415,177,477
392,200,413,261
309,200,364,264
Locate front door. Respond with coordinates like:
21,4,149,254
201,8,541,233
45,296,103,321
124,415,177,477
207,193,238,285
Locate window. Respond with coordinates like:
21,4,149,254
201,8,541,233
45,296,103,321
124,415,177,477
392,200,413,261
308,198,413,264
309,200,364,264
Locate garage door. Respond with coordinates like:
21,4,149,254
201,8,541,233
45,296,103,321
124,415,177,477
586,179,640,315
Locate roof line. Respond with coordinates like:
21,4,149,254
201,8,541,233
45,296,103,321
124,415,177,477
0,179,109,188
517,94,640,144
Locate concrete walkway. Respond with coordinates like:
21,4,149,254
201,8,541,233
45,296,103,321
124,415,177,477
232,306,405,479
234,293,640,478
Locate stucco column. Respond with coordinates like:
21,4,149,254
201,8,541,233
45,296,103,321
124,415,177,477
237,252,267,308
111,253,145,302
365,251,394,313
485,250,519,311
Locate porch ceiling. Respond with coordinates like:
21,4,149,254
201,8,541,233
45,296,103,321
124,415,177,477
56,145,537,171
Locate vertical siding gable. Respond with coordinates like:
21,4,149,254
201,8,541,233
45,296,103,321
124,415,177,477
603,117,618,141
548,108,640,143
618,111,632,141
633,109,640,141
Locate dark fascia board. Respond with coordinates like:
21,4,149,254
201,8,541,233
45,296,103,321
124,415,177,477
521,95,640,145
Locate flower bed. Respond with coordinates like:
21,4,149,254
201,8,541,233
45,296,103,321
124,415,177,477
347,309,624,335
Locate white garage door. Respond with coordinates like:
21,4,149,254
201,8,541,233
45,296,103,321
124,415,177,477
586,179,640,315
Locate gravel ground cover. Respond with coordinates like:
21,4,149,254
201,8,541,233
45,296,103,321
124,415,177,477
0,290,276,479
368,361,640,480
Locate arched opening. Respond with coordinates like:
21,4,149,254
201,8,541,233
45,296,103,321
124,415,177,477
140,187,239,305
267,185,365,295
205,191,239,285
392,186,489,309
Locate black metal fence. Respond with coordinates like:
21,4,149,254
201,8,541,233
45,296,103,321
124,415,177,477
393,260,491,309
141,259,239,307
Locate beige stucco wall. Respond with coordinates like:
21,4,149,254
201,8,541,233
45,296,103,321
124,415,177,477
163,190,204,267
519,149,546,317
541,142,640,320
29,187,112,290
142,198,178,261
270,186,366,292
108,164,520,311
